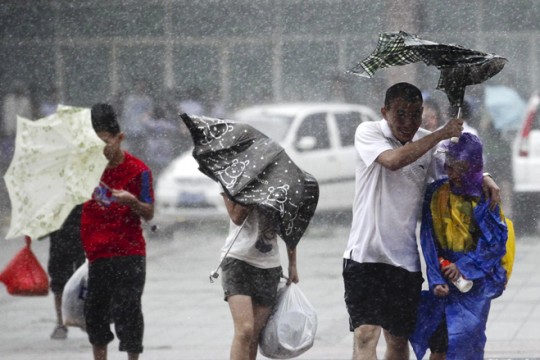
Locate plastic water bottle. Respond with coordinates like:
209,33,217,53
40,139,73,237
439,257,473,293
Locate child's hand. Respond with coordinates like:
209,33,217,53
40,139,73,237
441,262,461,282
433,284,449,297
111,189,137,205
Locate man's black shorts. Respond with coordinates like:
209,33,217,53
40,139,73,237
343,260,423,337
85,256,146,354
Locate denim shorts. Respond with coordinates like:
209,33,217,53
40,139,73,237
343,260,423,337
221,257,282,307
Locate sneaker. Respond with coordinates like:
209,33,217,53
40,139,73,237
50,325,68,340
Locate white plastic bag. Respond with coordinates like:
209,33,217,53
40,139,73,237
61,260,88,330
259,283,318,359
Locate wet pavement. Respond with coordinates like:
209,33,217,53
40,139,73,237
0,221,539,360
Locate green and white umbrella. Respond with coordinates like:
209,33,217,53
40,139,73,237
349,31,508,108
3,105,107,240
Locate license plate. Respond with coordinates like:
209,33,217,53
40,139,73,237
177,191,206,206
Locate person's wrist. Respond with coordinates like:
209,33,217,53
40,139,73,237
483,172,493,179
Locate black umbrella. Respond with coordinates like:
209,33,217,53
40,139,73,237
349,31,508,110
180,113,319,249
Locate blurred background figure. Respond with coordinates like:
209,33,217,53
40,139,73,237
2,80,33,136
1,80,33,169
178,86,204,116
121,78,154,158
39,85,61,118
422,97,443,132
447,99,480,137
143,105,178,177
204,87,226,118
479,85,527,219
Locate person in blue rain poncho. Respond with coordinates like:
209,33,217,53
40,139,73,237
410,133,515,360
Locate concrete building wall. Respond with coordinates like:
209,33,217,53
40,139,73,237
0,0,538,114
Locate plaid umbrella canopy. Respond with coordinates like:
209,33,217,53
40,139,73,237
349,31,508,108
180,113,319,249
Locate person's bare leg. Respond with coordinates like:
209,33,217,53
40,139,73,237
50,291,68,339
228,295,255,360
352,324,381,360
127,352,139,360
248,303,273,360
54,292,63,325
383,330,409,360
92,344,107,360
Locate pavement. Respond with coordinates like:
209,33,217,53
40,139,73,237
1,220,540,360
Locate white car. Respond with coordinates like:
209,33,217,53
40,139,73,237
154,102,378,230
512,93,540,233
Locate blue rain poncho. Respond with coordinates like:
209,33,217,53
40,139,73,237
410,178,515,360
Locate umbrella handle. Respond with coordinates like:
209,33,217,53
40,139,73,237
209,213,250,283
450,107,462,143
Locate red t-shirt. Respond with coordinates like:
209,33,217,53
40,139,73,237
81,152,154,263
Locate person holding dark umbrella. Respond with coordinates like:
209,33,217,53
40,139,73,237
178,113,316,360
342,83,500,360
219,192,299,360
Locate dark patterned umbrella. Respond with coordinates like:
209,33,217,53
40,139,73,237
349,31,507,108
180,113,319,249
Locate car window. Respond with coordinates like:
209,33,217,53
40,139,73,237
335,111,364,147
236,114,293,142
296,113,329,150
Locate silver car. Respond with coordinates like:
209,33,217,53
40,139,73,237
153,102,378,231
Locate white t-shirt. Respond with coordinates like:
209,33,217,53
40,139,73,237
221,208,281,269
343,119,438,272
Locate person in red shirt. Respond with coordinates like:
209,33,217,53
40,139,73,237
81,103,154,360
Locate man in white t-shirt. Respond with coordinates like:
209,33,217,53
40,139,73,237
342,82,499,360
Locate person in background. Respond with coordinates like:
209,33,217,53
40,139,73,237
81,103,154,360
142,105,177,177
121,79,154,158
219,192,299,360
48,204,86,340
1,80,32,164
410,133,515,360
342,82,500,360
422,97,443,132
39,85,61,118
446,100,479,137
178,86,204,116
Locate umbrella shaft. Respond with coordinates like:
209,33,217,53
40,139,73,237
210,213,250,276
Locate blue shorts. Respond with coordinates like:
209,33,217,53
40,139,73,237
343,260,423,337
